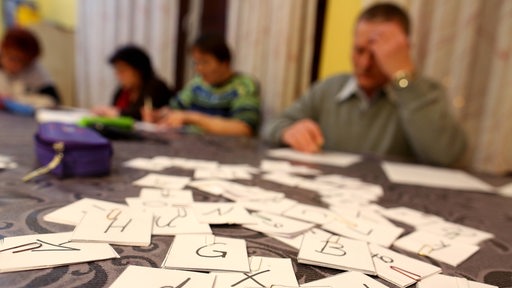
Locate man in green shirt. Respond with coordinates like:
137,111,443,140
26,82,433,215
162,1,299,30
263,3,466,166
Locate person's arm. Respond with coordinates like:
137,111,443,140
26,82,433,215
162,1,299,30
168,110,253,136
391,78,467,166
369,22,466,166
262,79,325,149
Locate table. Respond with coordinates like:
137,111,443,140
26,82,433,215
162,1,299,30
1,112,511,288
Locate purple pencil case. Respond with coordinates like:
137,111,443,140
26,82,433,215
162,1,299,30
28,122,113,179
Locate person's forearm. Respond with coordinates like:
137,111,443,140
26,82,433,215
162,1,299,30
185,111,252,136
394,79,467,166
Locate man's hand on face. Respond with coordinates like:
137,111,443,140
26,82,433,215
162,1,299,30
282,119,325,153
368,22,415,78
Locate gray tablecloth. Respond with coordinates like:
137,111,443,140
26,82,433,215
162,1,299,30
0,112,511,288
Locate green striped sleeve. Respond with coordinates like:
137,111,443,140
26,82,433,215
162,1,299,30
231,75,261,132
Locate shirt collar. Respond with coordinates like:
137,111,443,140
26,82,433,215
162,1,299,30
336,76,358,102
336,76,392,104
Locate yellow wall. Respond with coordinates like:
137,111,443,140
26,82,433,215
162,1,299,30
319,0,362,79
35,0,77,29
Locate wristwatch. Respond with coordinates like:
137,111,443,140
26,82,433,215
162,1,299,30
392,70,414,89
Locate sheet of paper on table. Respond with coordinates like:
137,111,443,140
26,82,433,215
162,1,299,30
138,187,194,202
379,207,445,228
392,231,480,267
369,243,441,288
260,159,321,175
381,162,495,192
162,234,250,273
419,221,494,245
282,203,337,225
297,234,376,275
243,211,315,238
132,173,191,190
267,148,362,168
0,154,17,169
123,157,169,171
188,202,255,225
329,204,395,227
109,265,216,288
272,228,333,251
194,167,253,180
125,196,193,209
417,274,498,288
71,207,153,246
35,108,92,124
146,207,211,236
498,181,512,197
301,271,388,288
237,197,298,214
211,256,299,288
0,232,118,273
322,215,404,248
43,198,128,226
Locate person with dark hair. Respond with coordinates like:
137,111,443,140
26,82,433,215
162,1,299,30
0,27,61,110
263,3,467,167
92,45,174,120
146,34,260,137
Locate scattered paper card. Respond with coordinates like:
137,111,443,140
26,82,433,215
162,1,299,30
417,274,498,288
297,234,376,275
420,221,493,245
123,158,169,171
322,216,404,248
109,265,216,288
260,159,321,175
132,173,191,190
282,203,337,225
126,197,193,209
379,207,444,228
315,174,364,187
162,235,250,273
0,232,118,273
267,148,361,168
369,243,441,287
189,202,255,225
188,179,230,196
381,162,495,193
243,211,315,238
330,204,395,227
43,198,128,226
71,207,153,246
238,197,298,214
393,231,480,267
262,172,303,187
211,256,299,288
149,207,212,235
0,154,17,169
273,228,333,250
138,188,194,203
301,271,387,288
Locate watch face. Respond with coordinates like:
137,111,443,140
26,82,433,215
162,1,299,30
397,78,409,88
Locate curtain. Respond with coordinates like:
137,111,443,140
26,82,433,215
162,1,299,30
364,0,512,174
226,0,318,125
76,0,180,108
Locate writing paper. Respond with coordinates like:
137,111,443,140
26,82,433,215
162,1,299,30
109,265,216,288
162,235,250,273
297,234,376,275
0,232,118,273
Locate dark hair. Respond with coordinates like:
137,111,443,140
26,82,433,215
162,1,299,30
357,3,410,35
192,34,231,63
109,45,155,81
1,28,41,62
